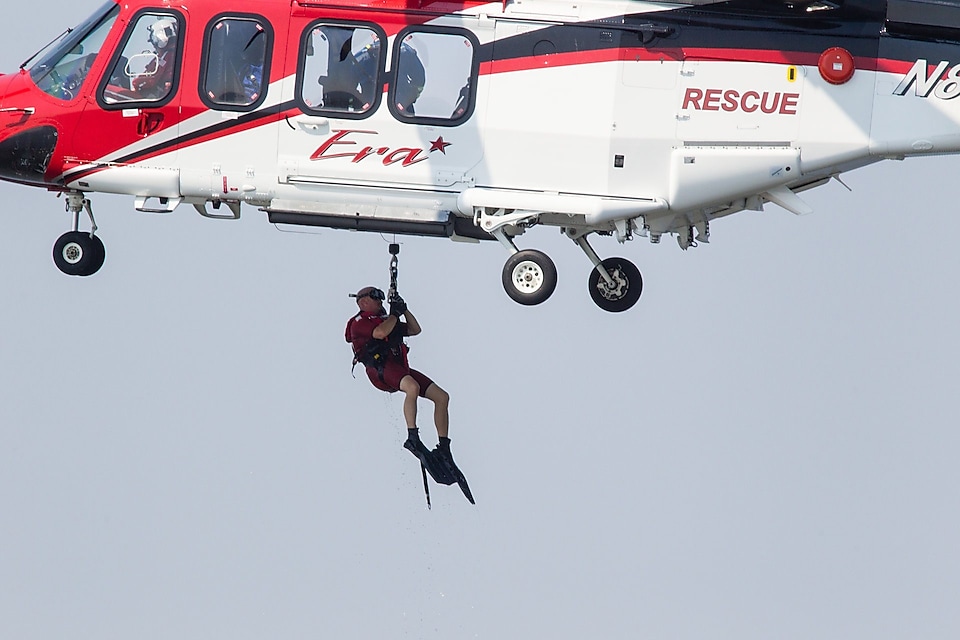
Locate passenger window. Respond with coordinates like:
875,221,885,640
102,13,182,105
390,29,477,124
30,3,120,101
299,24,383,116
202,17,270,109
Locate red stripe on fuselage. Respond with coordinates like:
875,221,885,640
485,45,889,75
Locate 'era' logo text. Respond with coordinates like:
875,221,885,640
310,130,452,167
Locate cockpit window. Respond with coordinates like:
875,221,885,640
201,16,272,110
389,28,478,125
101,12,183,106
298,23,385,117
29,2,119,101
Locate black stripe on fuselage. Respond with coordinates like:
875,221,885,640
640,0,886,58
110,102,290,166
479,1,894,65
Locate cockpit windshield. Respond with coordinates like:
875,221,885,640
28,1,119,101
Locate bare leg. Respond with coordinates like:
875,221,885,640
398,375,421,429
424,383,450,439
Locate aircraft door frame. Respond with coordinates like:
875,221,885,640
608,42,682,199
174,11,280,213
70,8,186,198
485,19,617,195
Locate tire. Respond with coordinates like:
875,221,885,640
501,249,557,306
84,234,106,276
53,231,105,277
588,257,642,312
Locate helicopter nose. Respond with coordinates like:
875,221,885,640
0,125,58,184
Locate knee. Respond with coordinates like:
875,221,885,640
400,377,420,397
434,387,450,407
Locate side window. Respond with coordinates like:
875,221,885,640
101,12,182,106
298,23,383,117
201,17,271,110
390,29,478,125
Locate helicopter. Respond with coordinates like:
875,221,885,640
0,0,956,311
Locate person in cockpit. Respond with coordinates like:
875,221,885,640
133,17,178,100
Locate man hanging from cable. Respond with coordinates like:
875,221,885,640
345,245,473,505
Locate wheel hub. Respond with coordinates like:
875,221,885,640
512,261,544,292
597,267,628,300
62,242,83,265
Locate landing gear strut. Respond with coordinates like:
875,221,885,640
53,193,105,277
569,230,643,312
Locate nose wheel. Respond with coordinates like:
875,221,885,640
53,192,105,276
53,231,105,276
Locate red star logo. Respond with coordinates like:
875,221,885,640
429,136,452,154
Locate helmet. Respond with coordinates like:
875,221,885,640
149,18,178,50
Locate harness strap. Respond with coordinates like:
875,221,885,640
347,313,394,382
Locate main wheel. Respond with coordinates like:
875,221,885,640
53,231,105,276
588,257,642,312
502,249,557,306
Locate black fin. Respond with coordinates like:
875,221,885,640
433,447,476,504
404,439,456,485
452,467,475,505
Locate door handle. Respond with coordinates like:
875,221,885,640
138,112,164,136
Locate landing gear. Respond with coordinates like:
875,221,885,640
570,230,643,312
588,257,642,312
474,209,643,311
53,192,105,276
474,209,560,306
502,249,557,306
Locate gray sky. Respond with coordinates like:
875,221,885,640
2,3,960,639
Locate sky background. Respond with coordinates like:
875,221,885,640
3,3,960,639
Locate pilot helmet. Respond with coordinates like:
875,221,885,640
149,17,179,50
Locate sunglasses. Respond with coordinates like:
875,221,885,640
353,288,385,301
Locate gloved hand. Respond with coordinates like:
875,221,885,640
389,295,407,317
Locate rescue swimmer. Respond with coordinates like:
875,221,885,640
345,285,474,504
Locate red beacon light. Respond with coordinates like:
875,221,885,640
819,46,856,84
